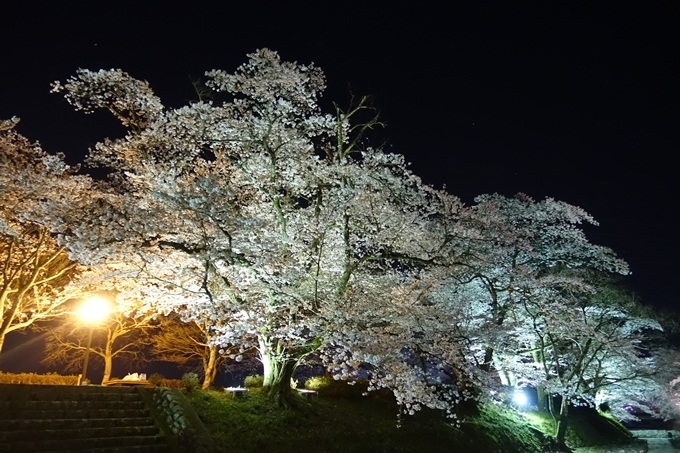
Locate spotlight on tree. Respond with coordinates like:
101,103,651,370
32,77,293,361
513,390,528,407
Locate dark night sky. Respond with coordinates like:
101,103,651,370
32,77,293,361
1,1,679,379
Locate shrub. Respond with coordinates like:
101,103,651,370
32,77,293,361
160,378,184,388
148,373,164,387
182,372,200,391
244,374,264,388
0,371,79,386
304,376,369,397
304,376,333,391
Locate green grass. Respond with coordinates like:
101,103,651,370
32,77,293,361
519,410,557,435
564,407,636,449
185,389,550,453
517,407,644,453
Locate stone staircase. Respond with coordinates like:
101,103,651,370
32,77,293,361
0,384,170,453
631,429,679,452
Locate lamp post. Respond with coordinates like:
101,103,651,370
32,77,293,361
78,297,110,385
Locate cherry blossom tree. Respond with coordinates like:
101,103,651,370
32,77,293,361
465,194,629,366
49,50,643,423
511,279,659,444
435,195,651,447
49,50,468,406
0,124,94,354
320,194,638,427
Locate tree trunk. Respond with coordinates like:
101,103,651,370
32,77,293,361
536,386,549,412
102,352,113,384
555,397,572,452
202,346,219,390
480,346,494,372
258,335,299,407
0,333,5,355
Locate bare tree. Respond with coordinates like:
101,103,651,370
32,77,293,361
150,315,237,389
43,308,155,383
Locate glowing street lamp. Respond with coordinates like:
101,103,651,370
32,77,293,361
78,297,110,385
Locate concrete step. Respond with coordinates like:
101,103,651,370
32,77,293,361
0,399,146,411
0,384,139,401
631,430,679,452
643,438,677,452
0,391,143,403
632,429,674,439
0,384,177,453
0,417,156,431
0,425,160,442
33,446,169,453
0,407,151,420
1,434,167,453
2,435,165,453
0,384,140,399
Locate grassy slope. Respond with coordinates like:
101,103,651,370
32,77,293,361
185,389,548,453
566,408,646,453
518,407,644,453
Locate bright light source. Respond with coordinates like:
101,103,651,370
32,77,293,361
513,390,528,406
79,297,110,323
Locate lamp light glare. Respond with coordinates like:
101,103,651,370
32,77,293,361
79,297,110,323
513,391,528,406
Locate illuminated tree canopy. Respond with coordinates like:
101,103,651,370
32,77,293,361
8,49,674,438
0,124,95,354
